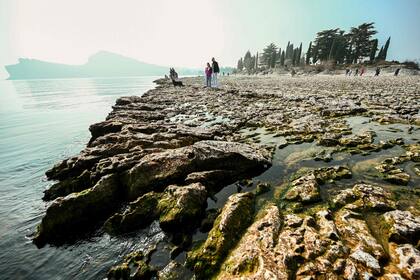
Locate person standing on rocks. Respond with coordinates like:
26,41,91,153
394,68,401,76
375,67,381,76
211,58,220,88
205,63,212,87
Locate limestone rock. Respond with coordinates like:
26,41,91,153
186,192,255,279
383,210,420,244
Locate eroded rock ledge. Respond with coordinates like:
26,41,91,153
35,76,420,279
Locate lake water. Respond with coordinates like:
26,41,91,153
0,77,160,279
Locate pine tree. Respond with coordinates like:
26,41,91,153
382,37,391,61
243,51,253,71
306,42,312,64
261,43,278,68
369,39,378,62
349,22,377,63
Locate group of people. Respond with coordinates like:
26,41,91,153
345,67,366,76
345,66,401,77
204,58,220,88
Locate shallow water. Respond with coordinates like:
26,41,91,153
0,77,160,279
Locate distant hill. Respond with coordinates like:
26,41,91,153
5,51,221,80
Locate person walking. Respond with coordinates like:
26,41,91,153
205,63,212,87
211,58,220,88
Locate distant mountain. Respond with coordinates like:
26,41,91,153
4,51,208,80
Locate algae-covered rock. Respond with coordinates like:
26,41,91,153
331,183,396,211
383,210,420,244
34,174,122,247
158,183,207,231
107,251,154,280
255,182,271,196
105,183,207,234
158,261,193,280
104,192,162,234
284,173,321,203
124,141,271,200
284,166,351,204
186,192,255,279
43,169,91,201
217,204,284,279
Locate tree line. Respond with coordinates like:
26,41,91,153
236,22,391,72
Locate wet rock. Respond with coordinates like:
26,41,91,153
335,208,387,262
339,131,374,147
184,170,237,193
107,251,154,280
317,133,342,146
284,166,351,204
284,173,321,203
331,183,396,211
43,169,91,201
124,141,271,200
186,192,255,279
158,260,193,280
255,182,271,196
383,210,420,244
199,208,221,233
313,166,352,183
105,183,207,234
158,183,207,231
34,174,122,247
104,192,162,234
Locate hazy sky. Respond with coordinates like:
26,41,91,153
1,0,419,79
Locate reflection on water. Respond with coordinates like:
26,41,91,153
0,77,158,279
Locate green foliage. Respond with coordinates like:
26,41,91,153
306,42,312,65
349,22,377,63
369,39,378,62
382,37,391,60
261,43,278,68
235,22,390,71
237,58,243,71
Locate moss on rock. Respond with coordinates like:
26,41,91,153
186,192,255,279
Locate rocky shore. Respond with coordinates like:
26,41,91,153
35,75,419,279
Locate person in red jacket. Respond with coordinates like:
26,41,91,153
205,63,212,87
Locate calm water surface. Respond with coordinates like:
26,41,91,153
0,77,160,279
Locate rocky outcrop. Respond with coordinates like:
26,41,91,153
35,75,420,279
284,166,352,203
105,183,207,234
383,210,420,244
34,174,122,247
123,141,271,200
186,192,255,279
36,140,270,246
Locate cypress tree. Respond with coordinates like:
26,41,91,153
382,37,391,61
285,41,290,59
376,46,383,60
280,51,285,66
369,39,378,62
297,43,302,66
306,42,312,65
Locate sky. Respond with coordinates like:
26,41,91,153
1,0,419,79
